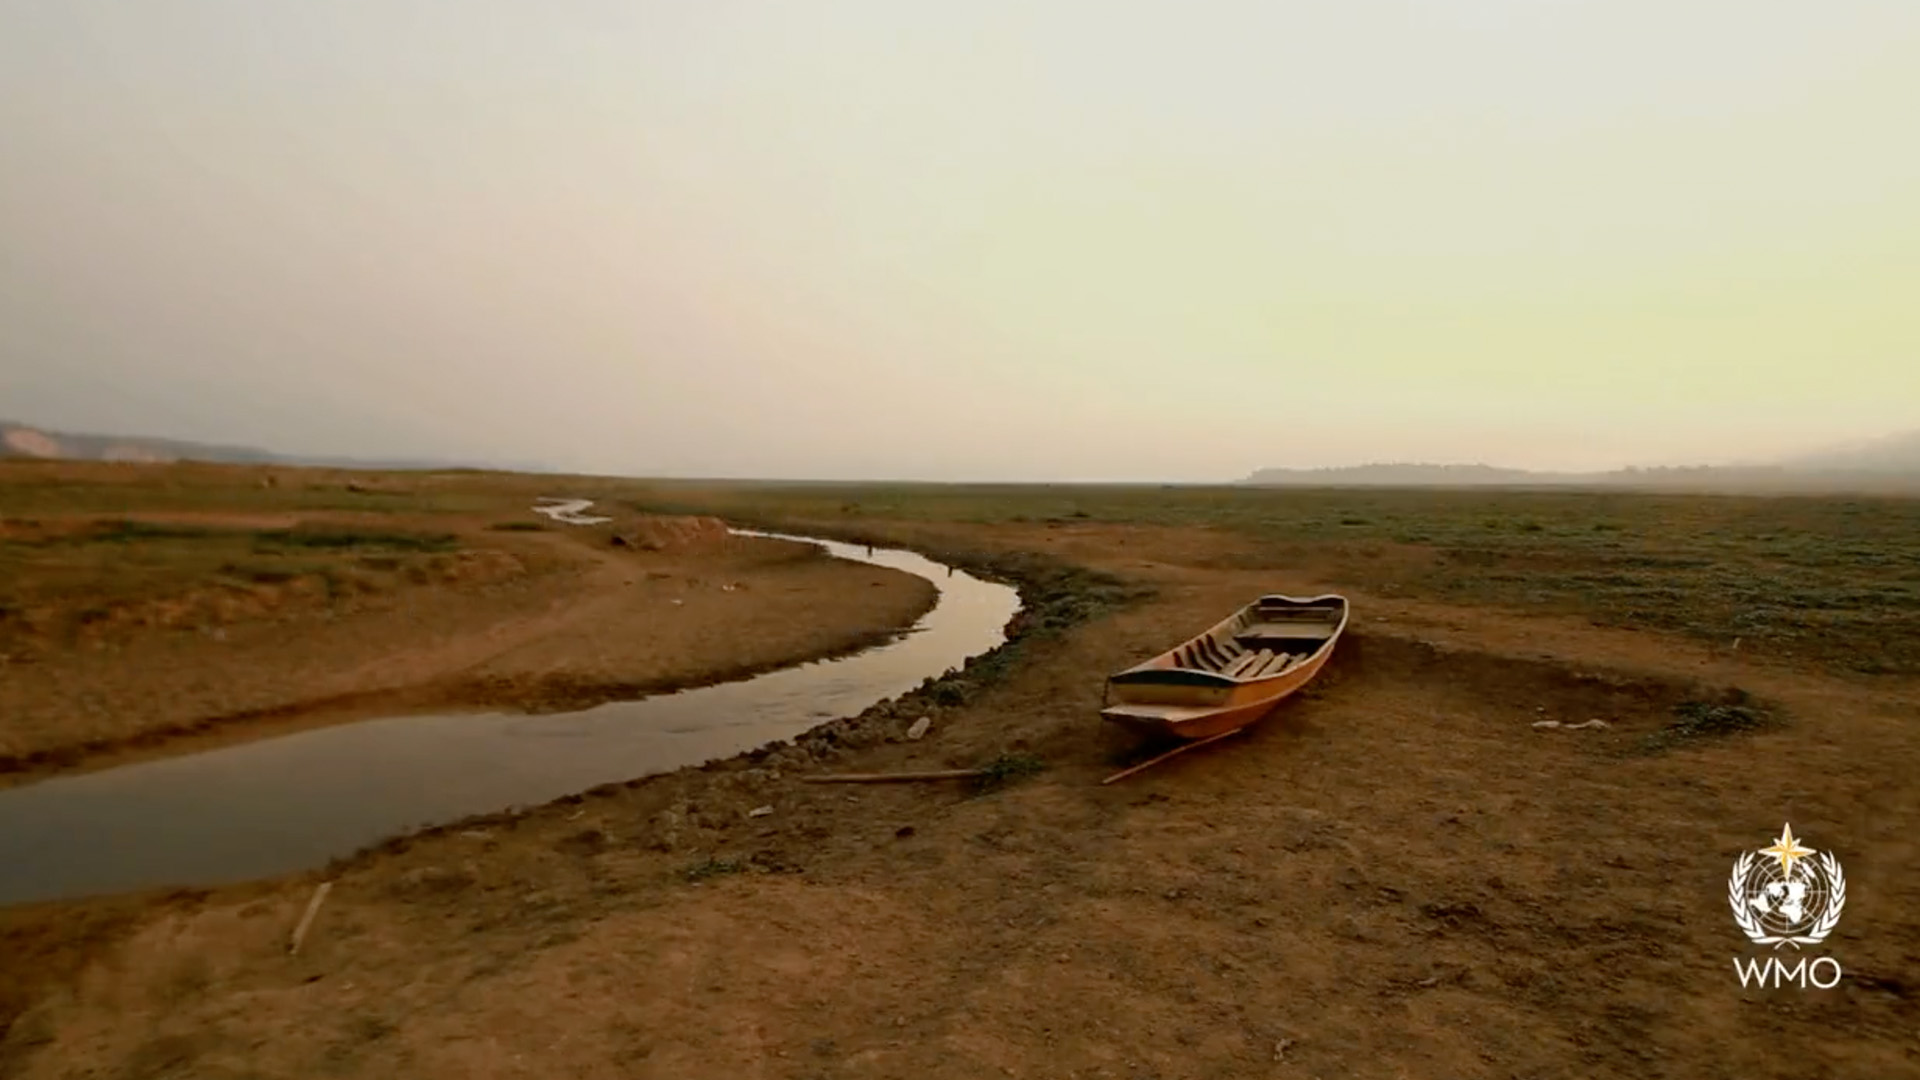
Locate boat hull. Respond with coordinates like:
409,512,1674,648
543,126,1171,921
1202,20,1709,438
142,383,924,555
1100,594,1346,741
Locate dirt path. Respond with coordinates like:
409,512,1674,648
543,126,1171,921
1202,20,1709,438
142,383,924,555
311,531,646,694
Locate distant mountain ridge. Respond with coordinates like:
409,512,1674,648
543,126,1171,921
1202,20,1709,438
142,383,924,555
0,420,544,472
1241,463,1570,486
1777,429,1920,473
1241,431,1920,494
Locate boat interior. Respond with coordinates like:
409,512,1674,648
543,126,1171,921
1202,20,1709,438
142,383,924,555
1166,596,1346,680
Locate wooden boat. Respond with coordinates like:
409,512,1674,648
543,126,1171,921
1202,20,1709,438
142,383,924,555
1101,594,1348,741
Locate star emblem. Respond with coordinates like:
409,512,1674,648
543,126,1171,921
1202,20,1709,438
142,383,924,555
1760,823,1815,875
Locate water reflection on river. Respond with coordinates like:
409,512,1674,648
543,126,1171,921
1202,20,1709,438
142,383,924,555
0,532,1020,905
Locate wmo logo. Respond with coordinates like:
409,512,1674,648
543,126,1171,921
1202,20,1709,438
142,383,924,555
1728,824,1845,988
1733,955,1843,990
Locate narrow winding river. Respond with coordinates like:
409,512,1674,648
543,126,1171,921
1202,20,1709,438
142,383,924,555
0,531,1021,906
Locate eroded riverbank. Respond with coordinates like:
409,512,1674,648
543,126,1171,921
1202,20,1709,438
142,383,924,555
0,533,1015,905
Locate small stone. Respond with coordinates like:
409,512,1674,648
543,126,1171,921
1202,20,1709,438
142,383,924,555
907,716,932,741
1531,720,1562,730
747,805,774,818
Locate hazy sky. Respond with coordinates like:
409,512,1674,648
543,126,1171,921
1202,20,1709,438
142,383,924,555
3,2,1916,480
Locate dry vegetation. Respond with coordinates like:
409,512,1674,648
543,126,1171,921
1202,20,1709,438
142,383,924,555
0,461,936,772
631,481,1920,677
2,461,1917,1079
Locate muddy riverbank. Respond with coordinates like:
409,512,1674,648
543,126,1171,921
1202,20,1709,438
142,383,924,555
1,512,938,784
0,533,1016,904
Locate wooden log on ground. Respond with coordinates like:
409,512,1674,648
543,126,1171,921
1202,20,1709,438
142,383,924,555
801,769,988,784
289,881,333,956
1101,729,1243,785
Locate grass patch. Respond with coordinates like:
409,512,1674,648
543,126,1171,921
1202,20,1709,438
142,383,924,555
682,857,745,882
0,519,456,626
1642,693,1779,752
87,520,224,543
972,753,1046,793
626,482,1920,676
11,466,1917,675
929,680,973,707
252,528,458,553
0,520,230,547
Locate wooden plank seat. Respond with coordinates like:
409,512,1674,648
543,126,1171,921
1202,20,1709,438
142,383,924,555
1254,651,1294,677
1226,648,1272,677
1223,648,1296,679
1234,621,1338,644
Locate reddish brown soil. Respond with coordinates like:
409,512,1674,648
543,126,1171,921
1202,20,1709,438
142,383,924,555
4,519,1917,1079
0,518,935,780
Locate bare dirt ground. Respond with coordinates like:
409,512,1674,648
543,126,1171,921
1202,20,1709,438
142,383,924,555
3,472,1918,1079
0,494,934,780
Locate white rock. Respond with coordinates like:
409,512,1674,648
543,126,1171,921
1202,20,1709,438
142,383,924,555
747,805,774,818
907,716,933,741
1530,720,1562,730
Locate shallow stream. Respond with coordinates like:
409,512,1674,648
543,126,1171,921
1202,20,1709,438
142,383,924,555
0,531,1020,905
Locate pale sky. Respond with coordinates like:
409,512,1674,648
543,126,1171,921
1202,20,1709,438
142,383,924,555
2,2,1916,480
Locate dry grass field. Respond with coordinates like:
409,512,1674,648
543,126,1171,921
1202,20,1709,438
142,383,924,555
2,461,1917,1079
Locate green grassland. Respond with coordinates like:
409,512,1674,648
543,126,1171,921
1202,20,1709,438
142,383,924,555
626,481,1920,676
4,462,1916,675
0,518,464,625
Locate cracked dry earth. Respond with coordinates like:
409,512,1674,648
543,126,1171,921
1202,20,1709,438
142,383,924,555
4,522,1918,1079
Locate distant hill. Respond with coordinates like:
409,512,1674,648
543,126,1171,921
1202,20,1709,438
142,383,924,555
0,420,544,472
1241,433,1920,494
1241,463,1584,487
1777,430,1920,473
1,420,281,465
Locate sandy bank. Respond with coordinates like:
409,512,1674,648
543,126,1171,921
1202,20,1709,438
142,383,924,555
0,524,935,783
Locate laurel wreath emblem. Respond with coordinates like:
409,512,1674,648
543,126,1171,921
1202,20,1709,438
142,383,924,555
1728,850,1846,949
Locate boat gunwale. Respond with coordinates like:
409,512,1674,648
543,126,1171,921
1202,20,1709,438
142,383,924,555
1107,593,1350,686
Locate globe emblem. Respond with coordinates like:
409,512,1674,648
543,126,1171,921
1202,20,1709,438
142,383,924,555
1729,824,1846,949
1739,858,1829,938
